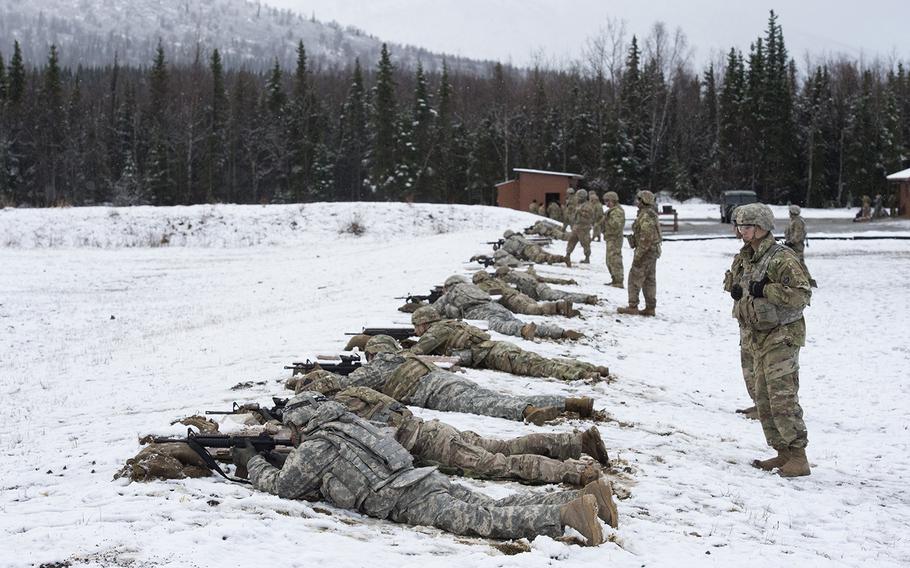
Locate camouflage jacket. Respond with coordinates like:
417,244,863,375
732,235,811,345
630,206,662,255
411,319,491,355
604,205,626,239
546,201,563,222
785,216,806,249
573,201,596,229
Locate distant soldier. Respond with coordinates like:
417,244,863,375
236,391,611,545
589,191,605,242
603,191,626,288
528,199,541,215
410,307,610,383
562,187,578,230
501,230,569,265
784,205,817,288
565,189,595,266
494,265,597,305
546,199,563,223
617,190,661,316
471,271,578,317
525,219,569,240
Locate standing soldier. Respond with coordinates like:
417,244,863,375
589,191,605,242
603,191,625,288
729,203,812,477
528,199,541,215
546,199,563,224
617,190,661,316
784,205,817,288
565,189,594,266
562,187,577,231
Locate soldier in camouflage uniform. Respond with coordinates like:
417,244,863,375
494,265,597,305
603,191,626,288
561,188,577,230
525,219,569,240
589,191,605,242
565,189,595,266
617,190,661,316
501,231,569,265
547,199,563,224
784,205,817,288
729,203,812,477
410,307,609,383
528,199,541,215
311,380,611,487
237,392,613,544
471,270,579,317
724,207,758,420
432,274,580,340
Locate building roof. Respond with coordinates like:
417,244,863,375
886,167,910,181
514,168,583,179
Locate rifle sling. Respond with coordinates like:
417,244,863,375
185,437,251,485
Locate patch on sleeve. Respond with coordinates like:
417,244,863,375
782,276,791,286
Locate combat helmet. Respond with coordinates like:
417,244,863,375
282,391,330,428
589,191,601,202
604,191,619,203
789,204,801,216
411,306,443,326
444,274,468,288
472,271,490,283
365,334,400,356
576,189,588,201
737,202,775,231
636,190,655,206
503,229,516,238
567,187,576,195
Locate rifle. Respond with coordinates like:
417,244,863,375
345,327,415,341
205,397,288,422
150,429,294,482
285,355,363,376
470,254,496,267
485,238,505,251
395,285,444,304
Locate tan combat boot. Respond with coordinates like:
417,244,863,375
542,302,560,316
582,478,619,529
563,329,584,340
520,322,537,340
565,256,572,268
565,397,595,418
751,447,790,471
616,305,639,315
560,495,605,546
638,307,655,317
523,405,561,426
580,426,610,465
583,295,598,305
556,299,576,317
777,447,811,477
564,462,602,487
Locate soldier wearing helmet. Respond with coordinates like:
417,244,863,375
602,191,625,288
728,202,812,478
589,191,605,242
565,188,595,266
617,190,662,316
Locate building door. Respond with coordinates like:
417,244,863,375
545,192,561,206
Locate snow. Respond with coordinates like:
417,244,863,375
1,202,909,567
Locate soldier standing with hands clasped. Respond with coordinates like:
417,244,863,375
617,190,661,316
728,203,812,477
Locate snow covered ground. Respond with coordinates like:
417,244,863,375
1,202,909,567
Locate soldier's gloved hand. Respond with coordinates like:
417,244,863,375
749,277,770,298
730,284,743,301
232,440,258,467
784,241,795,248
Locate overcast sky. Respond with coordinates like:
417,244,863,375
264,0,910,70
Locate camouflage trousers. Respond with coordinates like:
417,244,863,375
749,332,808,450
524,246,568,265
605,236,624,285
527,221,568,241
535,283,596,305
406,369,564,421
464,302,564,339
739,326,755,403
627,249,658,308
472,341,597,382
498,289,560,316
393,473,580,540
565,225,592,260
592,221,604,241
408,418,592,485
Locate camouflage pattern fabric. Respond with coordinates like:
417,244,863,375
732,234,811,450
526,220,568,240
590,198,605,241
547,201,563,223
246,407,577,540
626,206,662,308
566,201,595,260
433,282,565,339
529,202,540,215
604,204,626,284
562,193,578,230
724,249,756,403
500,267,595,304
785,215,807,259
502,234,568,265
473,274,561,316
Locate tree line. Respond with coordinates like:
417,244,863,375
0,11,907,208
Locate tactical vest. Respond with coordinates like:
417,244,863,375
382,354,435,401
736,242,805,331
336,386,409,426
445,320,491,350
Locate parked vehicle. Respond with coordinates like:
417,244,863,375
720,190,758,223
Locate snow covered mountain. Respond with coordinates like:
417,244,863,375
0,0,493,73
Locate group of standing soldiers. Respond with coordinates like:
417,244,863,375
528,188,663,317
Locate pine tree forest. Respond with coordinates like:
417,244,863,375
1,11,908,208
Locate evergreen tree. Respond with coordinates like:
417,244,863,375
718,48,747,190
0,52,7,103
614,36,648,200
8,41,25,107
369,44,398,199
37,45,65,205
287,41,314,202
146,41,174,204
432,61,456,202
206,48,229,202
336,59,367,200
409,62,434,200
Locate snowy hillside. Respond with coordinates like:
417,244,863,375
1,203,909,567
0,0,493,72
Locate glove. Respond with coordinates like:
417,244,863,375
749,277,770,298
784,241,795,248
730,284,743,301
232,440,258,467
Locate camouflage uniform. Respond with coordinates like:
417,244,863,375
497,266,597,305
333,386,599,485
590,194,605,241
502,233,568,265
546,201,563,223
432,281,567,339
624,196,662,312
565,195,595,263
525,219,568,240
472,271,573,317
246,394,590,541
562,192,578,231
412,319,607,382
603,196,626,286
784,209,807,260
732,233,811,453
528,201,541,215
